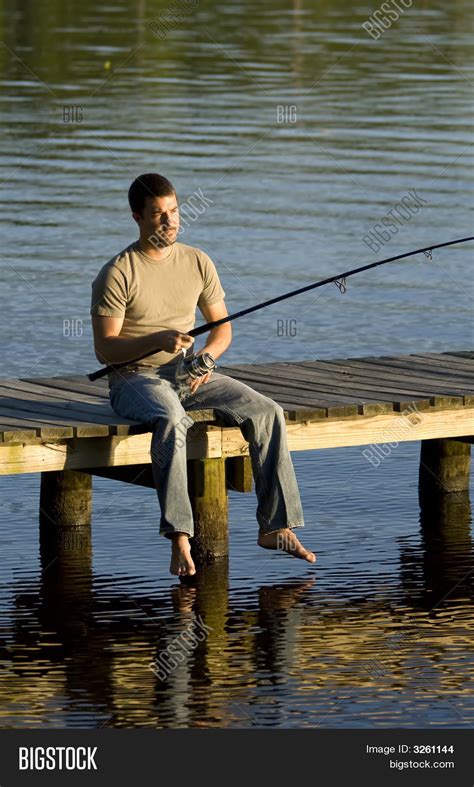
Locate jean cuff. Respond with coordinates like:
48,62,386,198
258,521,305,535
160,526,194,539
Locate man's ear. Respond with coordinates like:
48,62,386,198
131,212,142,225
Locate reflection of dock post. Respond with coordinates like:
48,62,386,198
417,490,473,604
151,561,230,727
39,505,93,611
38,475,111,717
39,471,94,637
415,438,473,605
187,457,228,566
192,557,229,618
419,438,471,499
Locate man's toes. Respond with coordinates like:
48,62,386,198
178,560,196,577
294,542,316,563
279,531,317,563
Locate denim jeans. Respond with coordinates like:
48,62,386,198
108,362,305,538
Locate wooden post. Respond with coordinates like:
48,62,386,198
39,471,93,626
187,457,228,567
226,455,253,493
39,470,93,605
39,470,92,534
419,438,471,500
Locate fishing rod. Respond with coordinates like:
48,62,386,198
88,235,474,382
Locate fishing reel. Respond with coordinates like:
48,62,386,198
175,349,217,386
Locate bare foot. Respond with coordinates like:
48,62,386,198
169,533,196,577
258,528,316,564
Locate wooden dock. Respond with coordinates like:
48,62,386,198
0,350,472,565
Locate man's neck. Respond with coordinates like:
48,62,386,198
137,237,175,260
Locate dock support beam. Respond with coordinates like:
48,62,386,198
40,469,92,533
419,438,471,499
187,457,228,567
39,470,93,594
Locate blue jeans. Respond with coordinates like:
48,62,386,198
108,362,305,538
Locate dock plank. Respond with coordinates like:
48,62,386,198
219,368,361,415
294,360,472,398
0,411,74,440
220,363,387,400
408,354,474,375
445,351,474,360
429,352,474,367
0,379,109,405
0,383,120,419
350,356,474,385
0,383,149,437
20,376,216,423
300,356,471,383
0,420,39,443
21,376,111,399
222,363,438,405
332,355,474,383
267,361,462,399
0,398,114,438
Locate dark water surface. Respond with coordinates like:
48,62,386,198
0,0,473,728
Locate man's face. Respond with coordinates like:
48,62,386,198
134,194,180,247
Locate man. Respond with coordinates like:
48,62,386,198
91,173,316,577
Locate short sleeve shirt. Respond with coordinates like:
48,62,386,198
91,241,225,379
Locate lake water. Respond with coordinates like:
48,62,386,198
0,0,473,728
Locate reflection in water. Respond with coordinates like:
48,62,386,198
0,512,472,728
400,491,473,610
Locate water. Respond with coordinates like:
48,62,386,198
0,0,473,728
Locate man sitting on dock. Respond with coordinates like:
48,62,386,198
90,173,316,577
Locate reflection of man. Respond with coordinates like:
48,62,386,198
91,173,316,577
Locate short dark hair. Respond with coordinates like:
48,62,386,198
128,173,176,215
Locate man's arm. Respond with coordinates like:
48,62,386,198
91,315,194,365
197,299,232,361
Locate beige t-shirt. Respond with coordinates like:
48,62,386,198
91,241,225,381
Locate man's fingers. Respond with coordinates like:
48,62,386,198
191,377,206,392
187,371,213,393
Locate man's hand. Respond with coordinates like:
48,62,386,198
158,330,195,354
187,370,213,395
